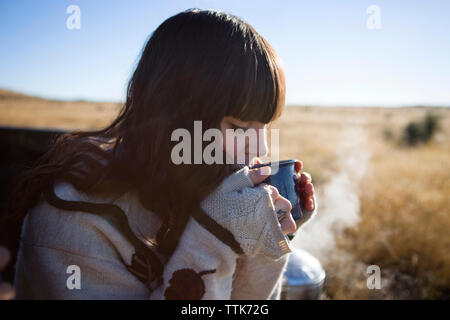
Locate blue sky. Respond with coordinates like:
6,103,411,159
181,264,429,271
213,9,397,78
0,0,449,107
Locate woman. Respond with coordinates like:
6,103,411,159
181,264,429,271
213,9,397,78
9,9,316,299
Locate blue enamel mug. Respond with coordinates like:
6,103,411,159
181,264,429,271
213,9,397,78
250,159,304,238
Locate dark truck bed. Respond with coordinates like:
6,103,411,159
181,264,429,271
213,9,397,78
0,126,66,282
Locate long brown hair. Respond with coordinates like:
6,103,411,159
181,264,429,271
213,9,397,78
6,9,285,261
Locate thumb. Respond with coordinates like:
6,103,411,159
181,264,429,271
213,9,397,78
248,165,271,185
250,157,263,167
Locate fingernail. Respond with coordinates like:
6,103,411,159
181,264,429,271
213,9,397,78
294,161,302,172
259,166,271,176
304,172,312,182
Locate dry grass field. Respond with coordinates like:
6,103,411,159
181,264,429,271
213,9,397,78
0,89,121,130
1,89,449,299
271,106,450,299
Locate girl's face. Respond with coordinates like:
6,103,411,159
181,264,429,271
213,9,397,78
220,116,269,167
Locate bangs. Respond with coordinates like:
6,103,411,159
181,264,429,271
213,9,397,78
228,35,286,124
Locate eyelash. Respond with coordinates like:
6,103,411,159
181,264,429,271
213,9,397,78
231,124,247,131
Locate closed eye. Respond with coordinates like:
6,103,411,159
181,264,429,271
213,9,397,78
231,124,248,132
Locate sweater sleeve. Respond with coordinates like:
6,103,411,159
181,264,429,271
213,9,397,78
230,254,289,300
150,167,317,300
150,166,294,300
200,166,294,260
230,193,318,300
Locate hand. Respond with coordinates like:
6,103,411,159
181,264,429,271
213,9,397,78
248,158,297,235
0,246,15,300
294,160,315,212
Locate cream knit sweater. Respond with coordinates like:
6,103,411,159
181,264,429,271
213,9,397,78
14,166,316,300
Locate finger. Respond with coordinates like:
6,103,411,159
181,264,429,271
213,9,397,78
304,182,315,197
274,197,296,235
304,172,312,182
279,213,297,235
248,166,271,185
263,184,280,204
274,196,295,235
300,182,315,199
296,174,307,193
251,157,263,166
274,195,293,216
299,172,309,184
0,283,15,300
294,160,303,173
0,246,10,271
299,172,312,186
303,197,315,211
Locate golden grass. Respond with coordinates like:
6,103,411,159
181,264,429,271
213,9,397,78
273,106,450,299
1,89,449,299
336,134,450,298
0,89,121,130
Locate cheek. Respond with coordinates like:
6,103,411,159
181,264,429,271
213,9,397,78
223,131,269,155
258,130,269,157
220,126,269,162
222,131,239,161
247,129,268,157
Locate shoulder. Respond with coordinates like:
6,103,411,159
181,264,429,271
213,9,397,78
22,182,136,265
16,182,155,299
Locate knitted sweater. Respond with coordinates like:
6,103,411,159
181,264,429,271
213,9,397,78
13,166,316,299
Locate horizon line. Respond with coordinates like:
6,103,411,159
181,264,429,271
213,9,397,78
1,87,449,109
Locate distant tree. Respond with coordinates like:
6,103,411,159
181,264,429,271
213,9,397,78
422,112,441,142
403,112,442,146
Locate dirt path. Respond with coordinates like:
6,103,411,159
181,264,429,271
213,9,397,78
292,116,371,261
